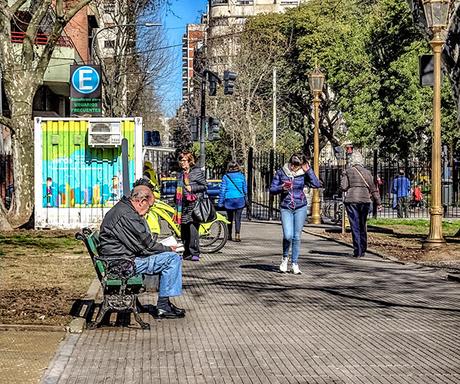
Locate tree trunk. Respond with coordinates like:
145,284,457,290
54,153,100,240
3,71,37,227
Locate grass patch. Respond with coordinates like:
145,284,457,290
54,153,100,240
0,230,94,326
0,234,77,250
368,218,460,236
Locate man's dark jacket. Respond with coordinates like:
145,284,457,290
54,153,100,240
99,196,169,259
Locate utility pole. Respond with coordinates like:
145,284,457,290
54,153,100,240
272,67,277,149
199,71,207,169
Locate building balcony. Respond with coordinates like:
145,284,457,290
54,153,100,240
11,31,73,47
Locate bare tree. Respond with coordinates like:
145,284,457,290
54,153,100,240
207,22,288,162
93,0,173,118
0,0,93,228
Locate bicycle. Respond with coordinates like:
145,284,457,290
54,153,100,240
146,198,230,254
321,198,343,225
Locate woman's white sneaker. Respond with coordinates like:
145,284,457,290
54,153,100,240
291,263,302,275
279,257,289,273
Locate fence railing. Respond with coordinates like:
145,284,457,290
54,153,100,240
246,148,460,222
10,31,73,47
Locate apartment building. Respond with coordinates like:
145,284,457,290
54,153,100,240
207,0,303,72
182,23,207,102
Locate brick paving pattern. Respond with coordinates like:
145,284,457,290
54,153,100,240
43,222,460,384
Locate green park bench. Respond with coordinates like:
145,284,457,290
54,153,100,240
75,228,150,329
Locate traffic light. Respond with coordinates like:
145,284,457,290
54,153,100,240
208,117,220,141
419,54,434,87
223,70,237,95
208,71,221,96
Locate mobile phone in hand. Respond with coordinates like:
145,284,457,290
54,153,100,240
283,180,292,188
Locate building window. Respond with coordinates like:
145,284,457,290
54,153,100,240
237,0,253,4
104,40,115,49
211,0,228,4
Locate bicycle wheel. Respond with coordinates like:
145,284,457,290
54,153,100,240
333,203,343,224
199,220,228,253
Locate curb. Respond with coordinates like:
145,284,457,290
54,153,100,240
40,333,81,384
447,273,460,282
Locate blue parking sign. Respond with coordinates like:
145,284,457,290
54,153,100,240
70,65,102,116
71,66,100,95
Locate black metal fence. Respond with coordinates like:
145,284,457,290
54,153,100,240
246,148,460,222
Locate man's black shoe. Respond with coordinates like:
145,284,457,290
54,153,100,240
156,307,185,319
169,303,186,316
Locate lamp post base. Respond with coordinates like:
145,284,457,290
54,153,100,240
309,215,321,225
422,237,446,249
310,190,321,225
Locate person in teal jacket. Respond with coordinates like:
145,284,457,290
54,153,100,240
218,161,248,242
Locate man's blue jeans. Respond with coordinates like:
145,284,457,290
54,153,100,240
135,252,182,297
280,206,307,264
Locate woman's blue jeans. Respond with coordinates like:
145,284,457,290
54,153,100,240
135,252,182,297
280,206,307,264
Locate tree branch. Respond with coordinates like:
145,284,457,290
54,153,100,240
36,0,90,78
22,0,51,64
8,0,28,15
55,0,63,17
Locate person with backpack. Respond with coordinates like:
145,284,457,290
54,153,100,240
218,161,248,242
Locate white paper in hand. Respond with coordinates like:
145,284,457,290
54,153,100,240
159,236,184,253
159,236,177,247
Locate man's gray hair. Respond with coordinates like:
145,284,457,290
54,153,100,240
349,151,364,167
130,185,152,201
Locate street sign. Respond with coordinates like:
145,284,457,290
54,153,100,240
70,65,102,116
71,66,100,94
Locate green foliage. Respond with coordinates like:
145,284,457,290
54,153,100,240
235,0,458,157
191,141,231,177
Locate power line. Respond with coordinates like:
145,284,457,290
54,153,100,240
5,28,245,72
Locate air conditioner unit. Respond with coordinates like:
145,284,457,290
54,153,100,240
88,121,122,147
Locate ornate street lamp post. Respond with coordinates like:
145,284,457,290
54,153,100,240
422,0,450,248
308,66,325,225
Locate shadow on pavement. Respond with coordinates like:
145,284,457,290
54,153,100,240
239,264,279,272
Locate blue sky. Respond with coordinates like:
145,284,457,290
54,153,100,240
161,0,208,117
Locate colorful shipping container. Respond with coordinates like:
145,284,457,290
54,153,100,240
34,117,143,228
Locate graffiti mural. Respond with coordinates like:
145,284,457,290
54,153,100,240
41,120,135,208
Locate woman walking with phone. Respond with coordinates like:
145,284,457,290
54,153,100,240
270,153,320,274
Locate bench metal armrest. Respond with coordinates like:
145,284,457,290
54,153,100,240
95,256,138,281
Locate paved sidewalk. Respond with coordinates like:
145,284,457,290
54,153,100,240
42,222,460,384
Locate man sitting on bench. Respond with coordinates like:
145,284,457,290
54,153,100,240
99,181,185,319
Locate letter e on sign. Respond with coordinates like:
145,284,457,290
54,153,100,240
71,66,101,95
